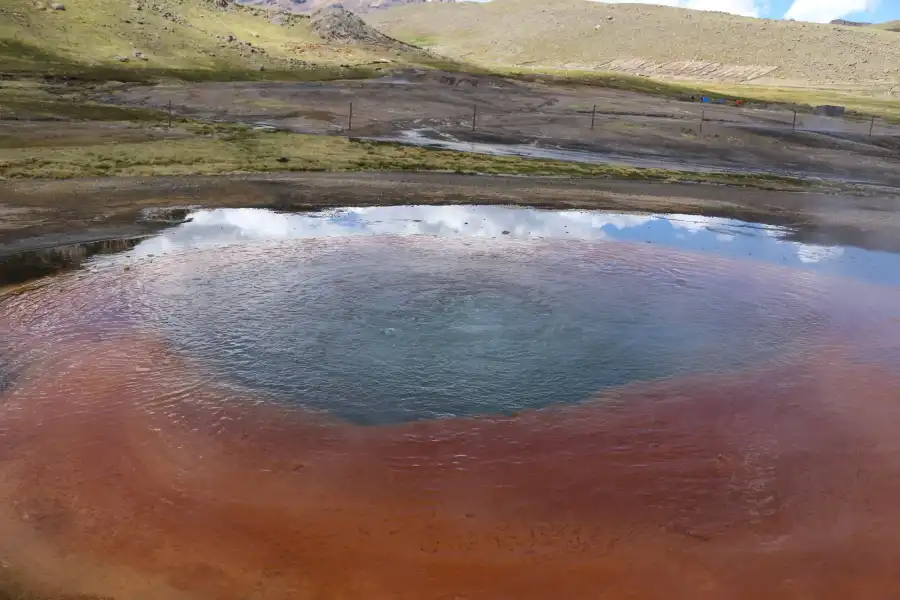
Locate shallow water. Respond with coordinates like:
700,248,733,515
364,129,799,178
1,206,899,600
368,128,716,172
367,129,896,185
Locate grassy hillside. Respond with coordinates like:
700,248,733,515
0,0,446,80
367,0,900,85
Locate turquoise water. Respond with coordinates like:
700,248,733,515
150,238,822,423
104,205,883,424
5,206,895,425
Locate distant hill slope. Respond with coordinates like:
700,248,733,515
367,0,900,84
871,20,900,32
237,0,455,15
829,19,869,27
0,0,441,78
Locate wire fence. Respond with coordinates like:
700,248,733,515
319,102,900,139
2,95,898,142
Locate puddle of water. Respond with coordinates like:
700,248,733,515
367,128,709,172
367,129,882,183
1,206,900,600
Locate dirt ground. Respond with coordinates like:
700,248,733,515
5,73,900,284
95,72,900,186
3,74,900,600
3,170,900,284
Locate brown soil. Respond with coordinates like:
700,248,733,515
94,75,900,186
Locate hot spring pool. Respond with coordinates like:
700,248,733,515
4,206,897,423
1,205,899,600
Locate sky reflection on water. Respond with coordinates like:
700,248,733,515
128,205,900,287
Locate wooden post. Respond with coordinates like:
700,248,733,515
792,110,797,132
869,115,875,137
472,104,477,131
167,101,172,129
699,110,704,137
348,102,353,132
590,104,596,130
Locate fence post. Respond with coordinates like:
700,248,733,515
167,100,172,129
472,104,477,132
590,104,596,130
869,115,875,137
792,110,797,132
699,110,704,137
348,102,353,132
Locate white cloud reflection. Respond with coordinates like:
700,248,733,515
133,206,657,257
128,206,845,269
795,243,845,264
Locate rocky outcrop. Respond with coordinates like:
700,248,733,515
310,6,394,44
829,19,869,27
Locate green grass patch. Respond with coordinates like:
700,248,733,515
698,82,900,122
0,38,381,84
0,82,165,120
403,34,440,47
0,126,807,190
0,0,445,84
496,68,740,101
0,38,64,68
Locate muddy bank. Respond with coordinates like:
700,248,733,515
0,236,151,285
3,172,900,279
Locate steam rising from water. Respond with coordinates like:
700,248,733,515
1,206,899,600
113,237,838,423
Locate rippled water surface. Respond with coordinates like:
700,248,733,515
1,206,900,600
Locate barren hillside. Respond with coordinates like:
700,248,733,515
237,0,455,15
367,0,900,84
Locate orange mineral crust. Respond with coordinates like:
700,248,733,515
1,235,898,600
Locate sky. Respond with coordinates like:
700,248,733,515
587,0,899,22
